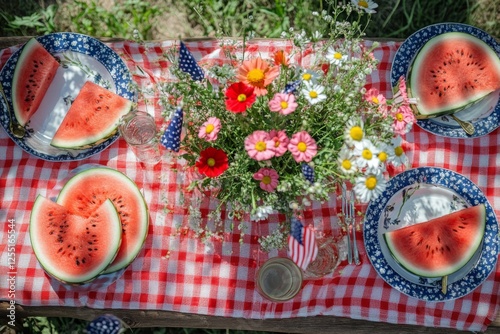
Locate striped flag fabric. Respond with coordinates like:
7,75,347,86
179,41,205,81
287,218,318,270
160,107,183,152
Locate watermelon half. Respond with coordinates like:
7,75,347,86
30,196,122,284
408,32,500,119
383,204,486,278
51,81,133,149
56,167,149,274
12,38,60,126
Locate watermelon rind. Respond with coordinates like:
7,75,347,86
56,166,149,274
408,32,500,119
383,204,486,278
30,196,122,285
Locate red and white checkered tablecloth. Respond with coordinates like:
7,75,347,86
0,38,499,332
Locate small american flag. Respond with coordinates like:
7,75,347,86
179,41,204,81
160,107,183,152
287,218,318,270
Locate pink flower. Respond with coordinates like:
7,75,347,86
198,117,221,141
253,168,279,192
268,93,298,115
392,105,416,136
244,130,275,161
364,88,388,116
268,130,289,157
288,131,317,162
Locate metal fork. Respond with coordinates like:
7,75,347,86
342,184,360,265
341,183,353,264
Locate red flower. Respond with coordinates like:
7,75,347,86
225,82,256,113
196,147,229,178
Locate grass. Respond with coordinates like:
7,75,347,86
0,0,498,332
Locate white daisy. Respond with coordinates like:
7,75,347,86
387,136,409,167
351,0,378,14
343,118,365,149
337,145,358,175
375,141,391,170
353,171,386,203
326,46,348,66
301,69,322,85
302,82,327,105
354,139,380,170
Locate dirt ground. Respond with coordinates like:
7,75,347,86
56,0,204,40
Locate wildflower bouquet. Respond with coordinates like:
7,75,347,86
160,3,416,235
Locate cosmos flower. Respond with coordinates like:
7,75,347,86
268,129,289,157
288,131,317,162
253,168,279,192
196,147,229,178
198,117,221,142
268,93,298,115
392,104,416,136
237,58,279,96
244,130,276,161
225,82,256,113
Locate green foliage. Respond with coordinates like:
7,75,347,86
0,2,58,36
70,0,160,40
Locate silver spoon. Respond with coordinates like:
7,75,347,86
451,114,475,136
0,82,25,138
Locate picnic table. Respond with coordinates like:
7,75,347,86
0,35,499,333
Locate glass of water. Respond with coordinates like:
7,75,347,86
255,257,303,302
302,237,341,279
119,110,161,165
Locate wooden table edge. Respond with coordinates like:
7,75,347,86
0,303,498,333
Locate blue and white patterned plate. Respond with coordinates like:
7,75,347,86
391,23,500,138
0,32,135,161
363,167,499,301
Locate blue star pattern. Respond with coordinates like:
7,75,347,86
290,217,304,245
301,163,315,183
86,314,122,334
161,107,183,152
283,80,301,94
179,41,204,81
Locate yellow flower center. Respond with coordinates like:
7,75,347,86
342,159,352,170
394,146,404,157
358,0,369,8
371,96,379,104
365,175,377,190
247,68,265,85
334,52,342,59
255,141,267,152
309,91,318,99
350,126,363,141
262,175,272,185
362,148,373,160
302,73,312,81
207,158,216,167
237,94,247,102
396,113,404,121
297,142,307,152
205,124,214,134
280,101,288,109
378,151,388,162
273,138,280,147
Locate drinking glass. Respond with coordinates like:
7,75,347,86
303,237,341,279
119,110,161,165
256,257,303,302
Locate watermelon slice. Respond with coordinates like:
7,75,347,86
30,196,122,284
383,204,486,278
408,32,500,119
56,166,149,274
12,38,60,126
50,81,133,149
